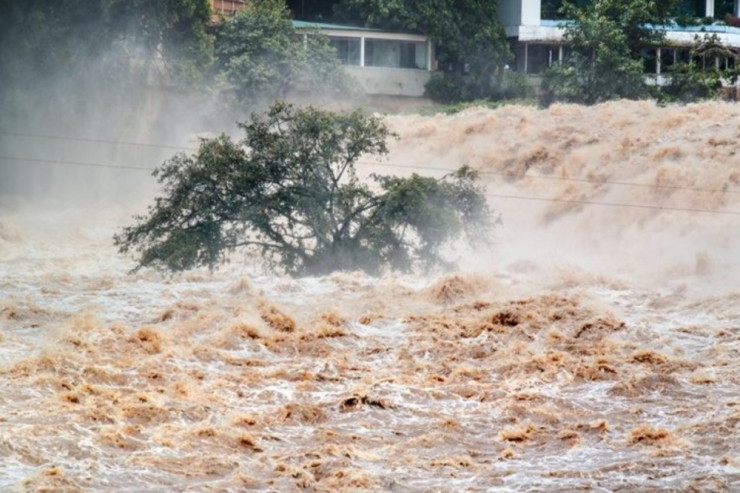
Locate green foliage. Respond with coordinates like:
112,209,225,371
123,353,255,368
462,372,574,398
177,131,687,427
418,99,537,116
425,70,534,103
542,0,670,105
661,62,722,102
0,0,214,88
115,102,493,276
335,0,512,102
424,75,472,103
214,0,353,109
660,35,740,103
0,0,214,130
491,71,537,101
541,0,592,20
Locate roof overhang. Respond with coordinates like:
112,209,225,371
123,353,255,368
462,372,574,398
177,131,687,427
507,19,740,48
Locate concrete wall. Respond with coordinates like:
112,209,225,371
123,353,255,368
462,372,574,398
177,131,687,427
344,66,432,97
499,0,523,28
521,0,542,25
499,0,542,36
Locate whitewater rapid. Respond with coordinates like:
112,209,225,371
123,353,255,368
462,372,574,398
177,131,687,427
1,100,739,491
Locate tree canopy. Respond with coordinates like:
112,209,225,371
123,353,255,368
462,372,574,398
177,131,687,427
542,0,675,105
0,0,215,133
661,34,740,102
214,0,353,109
0,0,214,89
115,102,493,276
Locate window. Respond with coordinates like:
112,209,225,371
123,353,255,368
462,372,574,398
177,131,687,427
527,44,551,74
328,37,361,66
365,39,428,69
660,48,675,72
716,0,736,17
643,48,658,74
676,49,691,65
541,0,594,20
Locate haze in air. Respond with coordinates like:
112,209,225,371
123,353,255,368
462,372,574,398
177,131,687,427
1,1,739,491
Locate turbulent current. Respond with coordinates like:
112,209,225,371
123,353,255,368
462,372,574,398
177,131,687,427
1,100,739,492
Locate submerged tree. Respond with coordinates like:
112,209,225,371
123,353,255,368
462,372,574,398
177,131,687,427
115,102,493,276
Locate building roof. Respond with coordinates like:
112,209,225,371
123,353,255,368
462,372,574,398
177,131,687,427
291,20,381,32
541,18,740,34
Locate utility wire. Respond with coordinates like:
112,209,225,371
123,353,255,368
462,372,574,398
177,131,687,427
1,154,737,217
484,193,740,217
357,160,740,196
0,130,197,152
0,155,152,171
3,129,738,196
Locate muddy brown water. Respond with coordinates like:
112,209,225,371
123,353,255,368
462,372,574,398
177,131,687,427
1,100,739,492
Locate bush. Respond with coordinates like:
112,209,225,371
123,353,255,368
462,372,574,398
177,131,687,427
424,74,469,103
115,102,494,276
425,70,534,104
491,70,536,100
657,34,740,103
659,63,722,103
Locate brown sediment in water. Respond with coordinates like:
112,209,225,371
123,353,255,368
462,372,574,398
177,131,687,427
1,100,739,491
427,274,488,305
258,301,296,333
499,423,538,443
627,425,674,446
129,326,164,354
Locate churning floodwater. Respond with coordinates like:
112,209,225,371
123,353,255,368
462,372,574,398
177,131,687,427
1,100,739,492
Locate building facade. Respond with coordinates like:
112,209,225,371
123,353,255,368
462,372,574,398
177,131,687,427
210,0,248,18
500,0,740,78
293,21,434,97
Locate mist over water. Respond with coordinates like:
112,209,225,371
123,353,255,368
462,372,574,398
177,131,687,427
386,100,740,292
1,100,739,491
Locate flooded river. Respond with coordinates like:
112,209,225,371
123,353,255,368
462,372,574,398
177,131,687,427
1,100,738,491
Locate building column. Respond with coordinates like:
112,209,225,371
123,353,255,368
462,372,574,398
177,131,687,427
706,0,715,18
427,39,433,70
360,36,365,67
735,0,739,16
524,42,529,74
656,48,661,75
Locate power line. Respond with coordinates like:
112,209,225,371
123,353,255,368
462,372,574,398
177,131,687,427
482,170,739,195
0,155,152,171
3,129,738,196
485,192,740,216
0,130,197,152
358,160,740,196
1,154,737,217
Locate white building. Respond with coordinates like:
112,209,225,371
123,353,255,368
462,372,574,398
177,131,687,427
500,0,740,77
293,21,434,97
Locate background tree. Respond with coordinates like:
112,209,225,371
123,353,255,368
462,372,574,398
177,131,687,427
0,0,216,203
334,0,518,102
542,0,674,105
0,0,214,92
0,0,214,130
214,0,353,110
115,102,493,276
661,34,740,102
